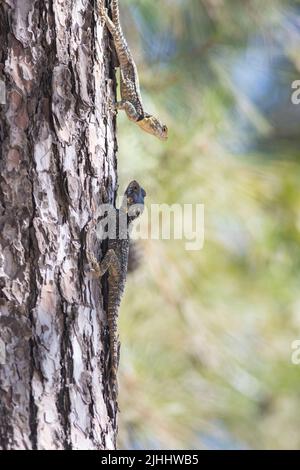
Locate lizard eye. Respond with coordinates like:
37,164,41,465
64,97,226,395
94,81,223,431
162,125,167,132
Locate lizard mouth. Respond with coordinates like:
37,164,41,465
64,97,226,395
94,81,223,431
128,205,144,219
158,126,168,141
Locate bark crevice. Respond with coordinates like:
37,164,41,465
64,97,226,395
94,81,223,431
28,170,39,451
56,292,72,450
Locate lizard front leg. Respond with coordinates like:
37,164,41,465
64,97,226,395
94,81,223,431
108,98,140,121
117,100,140,122
87,248,120,278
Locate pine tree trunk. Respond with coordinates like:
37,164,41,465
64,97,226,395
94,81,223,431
0,0,118,449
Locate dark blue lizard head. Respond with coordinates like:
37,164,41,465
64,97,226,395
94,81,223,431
124,180,146,219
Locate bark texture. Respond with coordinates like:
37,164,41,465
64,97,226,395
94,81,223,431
0,0,118,449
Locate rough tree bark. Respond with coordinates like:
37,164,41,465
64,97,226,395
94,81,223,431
0,0,119,449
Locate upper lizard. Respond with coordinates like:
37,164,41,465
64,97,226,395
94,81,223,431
97,0,168,140
87,180,146,400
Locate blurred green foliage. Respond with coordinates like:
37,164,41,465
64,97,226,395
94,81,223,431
115,0,300,449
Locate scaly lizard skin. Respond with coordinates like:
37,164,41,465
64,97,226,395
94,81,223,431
88,181,146,399
98,0,168,140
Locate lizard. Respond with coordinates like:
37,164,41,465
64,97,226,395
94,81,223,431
97,0,168,140
87,180,146,400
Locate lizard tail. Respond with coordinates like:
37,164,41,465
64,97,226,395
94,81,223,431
99,0,129,68
107,306,120,375
108,307,120,399
111,0,121,29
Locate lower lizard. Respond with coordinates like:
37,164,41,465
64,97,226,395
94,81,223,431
87,180,146,399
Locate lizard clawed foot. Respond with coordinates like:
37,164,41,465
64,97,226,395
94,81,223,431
89,268,101,279
108,96,117,115
86,250,101,278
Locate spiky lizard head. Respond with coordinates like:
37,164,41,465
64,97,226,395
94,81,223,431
137,115,168,141
124,180,146,219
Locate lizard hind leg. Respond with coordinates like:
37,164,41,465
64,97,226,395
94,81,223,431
98,0,118,34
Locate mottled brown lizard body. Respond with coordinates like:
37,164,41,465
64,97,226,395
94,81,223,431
88,181,146,400
98,0,168,140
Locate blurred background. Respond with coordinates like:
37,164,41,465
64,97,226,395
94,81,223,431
115,0,300,449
